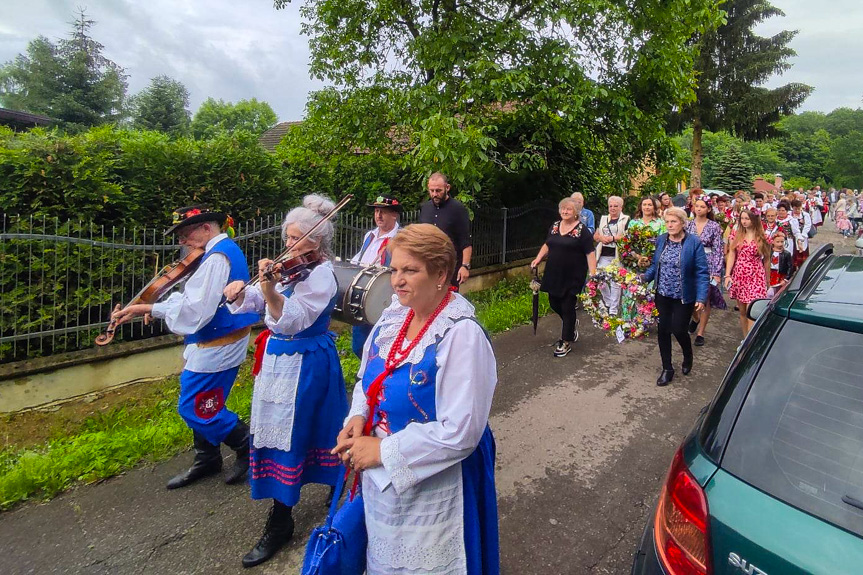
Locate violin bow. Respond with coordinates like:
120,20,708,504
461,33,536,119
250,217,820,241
224,194,354,304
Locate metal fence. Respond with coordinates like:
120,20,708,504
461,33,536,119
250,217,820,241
0,201,559,364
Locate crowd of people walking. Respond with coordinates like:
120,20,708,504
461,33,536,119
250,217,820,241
530,184,849,387
106,171,852,572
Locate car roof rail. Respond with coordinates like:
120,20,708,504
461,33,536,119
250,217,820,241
788,243,833,291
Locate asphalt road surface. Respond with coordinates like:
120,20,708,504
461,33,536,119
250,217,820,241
4,216,855,575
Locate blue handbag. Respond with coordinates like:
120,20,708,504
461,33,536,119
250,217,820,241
301,467,367,575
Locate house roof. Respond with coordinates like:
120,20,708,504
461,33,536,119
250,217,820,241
0,107,53,130
258,121,303,151
753,177,780,193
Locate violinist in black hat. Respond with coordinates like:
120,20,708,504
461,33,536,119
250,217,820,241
348,194,402,357
112,205,258,490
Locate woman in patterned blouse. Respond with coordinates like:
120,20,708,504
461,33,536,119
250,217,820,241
685,197,727,347
641,208,709,387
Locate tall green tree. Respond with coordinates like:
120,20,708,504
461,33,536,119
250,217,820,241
275,0,722,204
0,10,127,131
190,98,278,139
828,131,863,188
712,145,755,192
130,76,191,135
671,0,812,189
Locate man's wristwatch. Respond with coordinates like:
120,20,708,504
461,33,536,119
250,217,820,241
461,263,471,270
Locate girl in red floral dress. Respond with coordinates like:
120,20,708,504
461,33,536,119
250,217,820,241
725,210,771,338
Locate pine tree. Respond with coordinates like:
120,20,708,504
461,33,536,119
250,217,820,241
712,145,755,193
0,9,127,131
671,0,812,188
131,76,191,135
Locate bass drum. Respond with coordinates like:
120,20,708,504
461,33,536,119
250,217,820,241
332,263,394,326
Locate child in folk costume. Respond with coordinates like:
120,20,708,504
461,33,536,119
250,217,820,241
768,232,793,296
333,224,500,575
225,195,348,568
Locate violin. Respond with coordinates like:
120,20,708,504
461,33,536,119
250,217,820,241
260,250,320,285
224,193,354,304
94,247,205,346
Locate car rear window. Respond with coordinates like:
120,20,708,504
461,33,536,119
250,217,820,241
722,320,863,537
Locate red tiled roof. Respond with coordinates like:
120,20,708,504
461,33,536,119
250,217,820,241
753,178,779,193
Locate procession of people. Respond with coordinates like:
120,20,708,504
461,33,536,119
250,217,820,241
107,174,841,572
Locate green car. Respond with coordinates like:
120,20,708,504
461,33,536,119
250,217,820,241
632,244,863,575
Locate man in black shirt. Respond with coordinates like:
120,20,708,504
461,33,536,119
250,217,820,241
419,172,472,287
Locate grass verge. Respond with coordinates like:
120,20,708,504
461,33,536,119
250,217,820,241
0,276,547,510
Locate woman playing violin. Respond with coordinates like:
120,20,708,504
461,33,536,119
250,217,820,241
224,194,348,568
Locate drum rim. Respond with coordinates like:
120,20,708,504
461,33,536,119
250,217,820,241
333,263,393,325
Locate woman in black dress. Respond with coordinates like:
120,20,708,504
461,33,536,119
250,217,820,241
531,197,597,357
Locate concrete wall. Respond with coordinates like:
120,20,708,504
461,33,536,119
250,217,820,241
0,259,534,413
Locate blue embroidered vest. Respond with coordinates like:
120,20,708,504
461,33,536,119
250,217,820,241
363,331,439,434
361,316,487,434
266,281,338,356
359,232,393,267
184,237,258,345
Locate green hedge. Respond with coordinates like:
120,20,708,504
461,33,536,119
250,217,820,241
0,126,298,227
0,125,427,228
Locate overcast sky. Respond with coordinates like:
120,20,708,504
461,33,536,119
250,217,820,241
1,0,860,122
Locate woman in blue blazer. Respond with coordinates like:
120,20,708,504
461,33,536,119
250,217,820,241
641,207,710,386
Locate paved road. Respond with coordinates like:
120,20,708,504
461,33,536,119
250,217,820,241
1,299,741,575
3,217,855,575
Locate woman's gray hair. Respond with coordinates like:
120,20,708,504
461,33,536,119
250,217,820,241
282,194,335,260
663,207,688,226
558,197,578,210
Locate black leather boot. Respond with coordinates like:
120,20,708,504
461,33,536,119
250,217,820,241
682,357,693,376
222,420,250,485
656,369,675,387
242,501,294,568
166,432,222,490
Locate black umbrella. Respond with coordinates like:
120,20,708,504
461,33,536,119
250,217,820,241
672,193,689,207
530,267,541,335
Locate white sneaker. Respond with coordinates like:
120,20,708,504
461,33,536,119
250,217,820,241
573,319,580,343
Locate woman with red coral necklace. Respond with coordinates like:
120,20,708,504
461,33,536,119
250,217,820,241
332,224,500,575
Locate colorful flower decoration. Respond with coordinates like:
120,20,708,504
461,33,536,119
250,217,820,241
714,211,730,233
579,262,659,341
616,222,660,270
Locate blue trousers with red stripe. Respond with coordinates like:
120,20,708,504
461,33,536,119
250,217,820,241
177,367,240,445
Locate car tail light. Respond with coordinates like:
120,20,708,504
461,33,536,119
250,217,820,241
654,447,712,575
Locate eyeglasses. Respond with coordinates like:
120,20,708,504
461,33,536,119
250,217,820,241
177,224,202,240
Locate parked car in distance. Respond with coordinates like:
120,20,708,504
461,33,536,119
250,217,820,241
632,244,863,575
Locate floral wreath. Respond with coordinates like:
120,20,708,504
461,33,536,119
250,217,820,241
617,222,660,270
580,263,659,340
